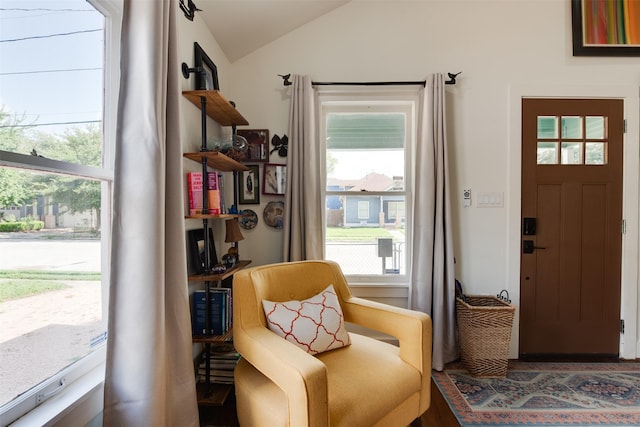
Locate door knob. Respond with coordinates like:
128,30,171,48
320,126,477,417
523,240,546,254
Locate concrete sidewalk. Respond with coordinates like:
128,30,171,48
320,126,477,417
0,230,103,407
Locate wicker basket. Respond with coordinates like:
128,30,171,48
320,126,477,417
456,295,515,378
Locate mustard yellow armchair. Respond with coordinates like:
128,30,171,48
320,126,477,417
233,260,432,426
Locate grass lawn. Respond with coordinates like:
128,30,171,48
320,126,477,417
0,281,69,302
0,270,100,302
326,227,402,241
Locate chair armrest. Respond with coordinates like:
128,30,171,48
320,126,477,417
234,325,329,427
342,297,432,412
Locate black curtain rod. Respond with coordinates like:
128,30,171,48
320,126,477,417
279,72,461,87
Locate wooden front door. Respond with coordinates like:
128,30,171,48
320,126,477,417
520,98,623,358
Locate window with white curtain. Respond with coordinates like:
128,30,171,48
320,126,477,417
320,88,418,282
0,0,120,423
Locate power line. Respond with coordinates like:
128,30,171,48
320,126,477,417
0,67,101,76
0,120,100,129
0,29,101,43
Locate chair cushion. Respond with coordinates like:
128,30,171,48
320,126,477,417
317,333,422,426
262,285,351,355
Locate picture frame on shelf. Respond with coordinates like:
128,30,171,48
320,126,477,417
188,228,218,274
237,129,269,162
239,165,260,205
571,0,640,57
263,163,287,196
194,42,220,90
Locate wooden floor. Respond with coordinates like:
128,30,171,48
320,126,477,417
420,378,460,426
199,378,459,426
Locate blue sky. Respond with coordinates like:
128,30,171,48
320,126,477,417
0,0,103,135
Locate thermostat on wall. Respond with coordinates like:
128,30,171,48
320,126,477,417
463,189,471,207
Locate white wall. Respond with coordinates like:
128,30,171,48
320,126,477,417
207,0,640,357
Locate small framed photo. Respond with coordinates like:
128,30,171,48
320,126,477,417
188,228,218,274
194,42,219,90
263,163,287,196
239,165,260,204
237,129,269,162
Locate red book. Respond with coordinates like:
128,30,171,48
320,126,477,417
207,172,221,215
187,172,203,215
187,172,221,215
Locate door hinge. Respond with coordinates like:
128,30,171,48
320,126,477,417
623,119,627,133
622,219,626,234
620,319,625,334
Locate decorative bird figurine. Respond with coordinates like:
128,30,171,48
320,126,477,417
179,0,201,21
446,72,462,85
279,74,292,86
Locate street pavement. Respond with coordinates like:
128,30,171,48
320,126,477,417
0,232,100,272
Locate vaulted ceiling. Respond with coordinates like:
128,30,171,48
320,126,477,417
195,0,350,62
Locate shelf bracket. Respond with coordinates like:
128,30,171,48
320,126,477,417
181,63,207,81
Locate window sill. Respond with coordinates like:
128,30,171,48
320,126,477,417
5,361,104,427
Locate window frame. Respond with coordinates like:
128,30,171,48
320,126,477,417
319,87,418,285
0,0,121,424
357,200,370,219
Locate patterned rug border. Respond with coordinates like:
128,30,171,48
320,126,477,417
433,362,640,426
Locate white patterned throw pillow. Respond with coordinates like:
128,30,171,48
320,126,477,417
262,285,351,355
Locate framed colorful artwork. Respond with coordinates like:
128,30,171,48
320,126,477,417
571,0,640,56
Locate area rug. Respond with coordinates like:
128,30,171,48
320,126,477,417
432,361,640,426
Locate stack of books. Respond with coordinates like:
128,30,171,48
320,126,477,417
199,344,240,385
187,171,221,215
192,288,232,336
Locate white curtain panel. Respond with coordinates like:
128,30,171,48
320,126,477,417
410,74,458,371
104,0,198,425
283,75,324,261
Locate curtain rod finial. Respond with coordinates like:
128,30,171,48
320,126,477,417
446,72,462,85
279,74,292,86
180,0,201,21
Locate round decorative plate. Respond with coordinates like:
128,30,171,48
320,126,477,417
263,201,284,229
239,209,258,230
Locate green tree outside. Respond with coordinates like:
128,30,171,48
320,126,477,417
0,108,102,229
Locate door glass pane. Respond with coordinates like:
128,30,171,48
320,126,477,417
325,195,405,275
586,116,606,139
561,116,582,139
585,142,606,165
0,169,104,407
561,142,582,164
537,116,557,138
537,142,558,164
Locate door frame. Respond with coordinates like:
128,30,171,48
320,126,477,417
507,85,639,360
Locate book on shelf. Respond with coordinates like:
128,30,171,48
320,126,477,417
199,369,235,378
207,172,221,215
199,349,240,384
187,171,221,215
200,375,235,385
192,288,232,336
187,172,202,216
